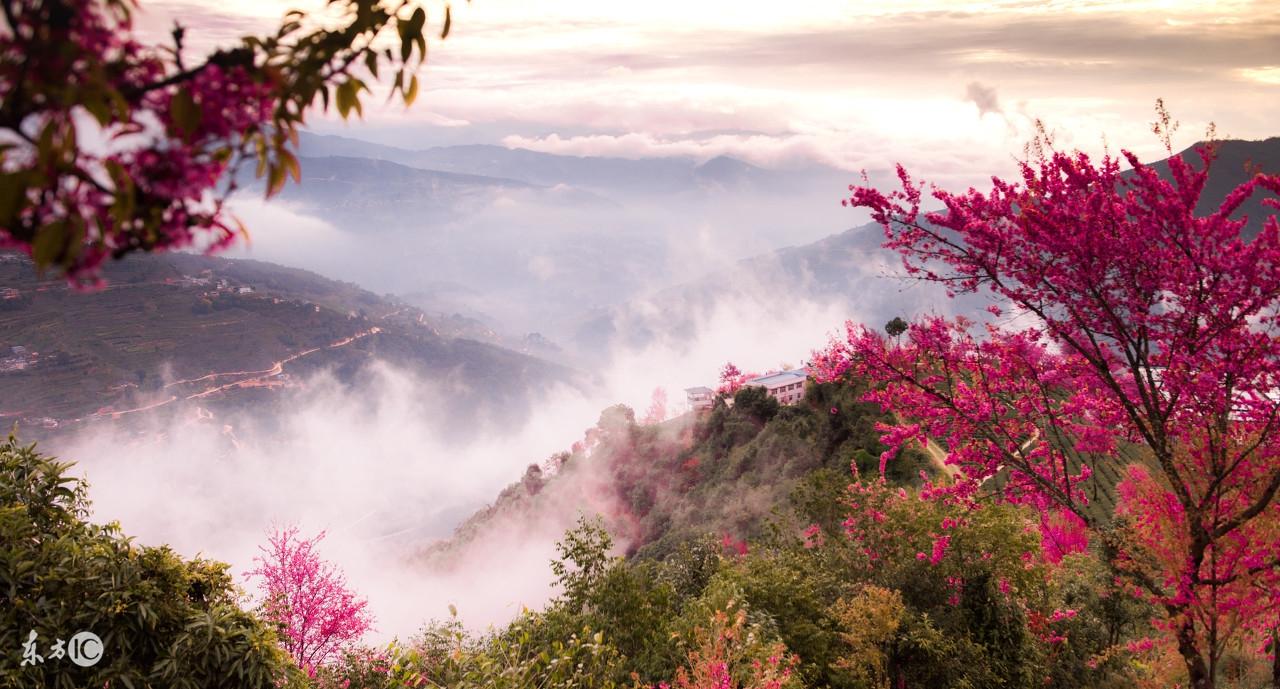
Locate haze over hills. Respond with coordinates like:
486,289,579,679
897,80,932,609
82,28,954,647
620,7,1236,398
239,133,1280,371
573,136,1280,358
296,132,846,197
232,132,856,343
8,133,1279,654
279,155,618,225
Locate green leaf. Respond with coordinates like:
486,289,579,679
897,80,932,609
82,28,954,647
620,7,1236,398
281,150,301,184
0,173,27,226
364,49,379,79
335,81,355,119
170,88,202,140
266,164,286,197
32,222,67,268
35,118,60,168
83,95,112,126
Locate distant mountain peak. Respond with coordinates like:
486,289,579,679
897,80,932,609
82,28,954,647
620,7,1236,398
696,154,754,170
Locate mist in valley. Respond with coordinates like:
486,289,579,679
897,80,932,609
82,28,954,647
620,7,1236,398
55,250,908,637
19,118,1001,641
223,134,866,356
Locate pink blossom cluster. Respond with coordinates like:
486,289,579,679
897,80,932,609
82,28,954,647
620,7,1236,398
247,526,374,673
643,387,669,425
0,0,279,284
659,608,797,689
801,523,825,549
716,363,760,397
1038,508,1090,565
721,532,749,557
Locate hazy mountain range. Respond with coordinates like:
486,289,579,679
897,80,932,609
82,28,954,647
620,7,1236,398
229,132,858,350
295,132,840,198
2,135,1274,445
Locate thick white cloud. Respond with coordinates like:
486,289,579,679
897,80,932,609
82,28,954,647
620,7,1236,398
136,0,1278,190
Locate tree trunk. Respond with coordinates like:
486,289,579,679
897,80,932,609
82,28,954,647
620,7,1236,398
1177,619,1214,689
1271,627,1280,689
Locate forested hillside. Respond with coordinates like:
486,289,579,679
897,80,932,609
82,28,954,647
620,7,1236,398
427,380,933,565
340,378,1173,689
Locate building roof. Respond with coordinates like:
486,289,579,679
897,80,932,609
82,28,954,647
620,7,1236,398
746,369,808,388
684,386,714,394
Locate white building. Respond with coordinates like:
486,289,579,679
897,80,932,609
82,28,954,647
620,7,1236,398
745,369,808,405
685,386,715,410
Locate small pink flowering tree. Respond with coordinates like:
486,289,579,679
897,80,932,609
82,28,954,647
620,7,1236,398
717,363,764,397
247,526,374,673
813,125,1280,689
643,387,669,425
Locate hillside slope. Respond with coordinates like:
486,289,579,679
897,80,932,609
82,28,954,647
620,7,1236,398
421,381,937,569
0,251,574,442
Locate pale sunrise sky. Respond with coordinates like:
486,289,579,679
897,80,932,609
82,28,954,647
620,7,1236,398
138,0,1280,187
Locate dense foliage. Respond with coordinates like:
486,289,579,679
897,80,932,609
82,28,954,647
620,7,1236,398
429,379,934,571
11,368,1279,688
0,435,293,688
303,380,1235,689
301,439,1165,689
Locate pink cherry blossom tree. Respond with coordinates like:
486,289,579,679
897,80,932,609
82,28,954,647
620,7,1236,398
247,526,374,673
813,124,1280,689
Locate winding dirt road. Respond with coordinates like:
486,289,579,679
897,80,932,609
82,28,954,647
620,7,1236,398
88,326,382,420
